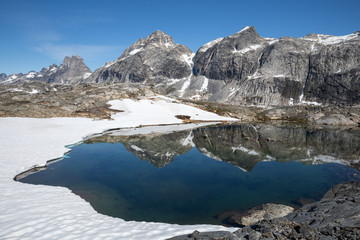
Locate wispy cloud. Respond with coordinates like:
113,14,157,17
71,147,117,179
27,29,63,42
34,43,124,61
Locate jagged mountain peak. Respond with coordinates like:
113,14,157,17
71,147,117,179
148,29,168,37
143,30,175,48
231,26,261,40
228,26,263,45
197,26,261,53
118,30,177,58
236,26,256,34
87,29,193,84
62,55,87,69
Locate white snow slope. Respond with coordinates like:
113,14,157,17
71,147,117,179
0,96,237,240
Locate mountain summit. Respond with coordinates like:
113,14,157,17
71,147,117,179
86,30,193,84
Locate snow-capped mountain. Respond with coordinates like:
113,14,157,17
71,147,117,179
0,55,92,85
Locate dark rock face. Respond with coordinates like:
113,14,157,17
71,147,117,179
0,55,92,85
87,30,193,84
304,39,360,105
0,73,6,82
54,55,92,84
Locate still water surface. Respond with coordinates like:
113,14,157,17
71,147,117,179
19,124,360,225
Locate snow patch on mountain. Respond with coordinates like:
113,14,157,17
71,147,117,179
237,26,250,34
198,37,224,53
182,131,195,147
129,48,144,55
302,32,359,45
232,145,260,156
233,44,263,54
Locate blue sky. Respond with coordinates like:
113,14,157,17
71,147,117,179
1,0,359,75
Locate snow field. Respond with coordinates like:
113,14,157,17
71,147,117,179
0,96,237,240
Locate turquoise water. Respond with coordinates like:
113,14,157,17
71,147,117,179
19,124,360,225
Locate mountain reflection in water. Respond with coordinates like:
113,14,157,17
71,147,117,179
85,124,360,171
19,124,360,225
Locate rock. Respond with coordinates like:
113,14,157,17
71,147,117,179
235,218,320,240
175,115,191,120
264,108,287,120
228,203,294,226
314,113,358,126
0,81,155,119
307,111,326,123
166,230,239,240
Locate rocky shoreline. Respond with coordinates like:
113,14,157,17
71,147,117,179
168,182,360,240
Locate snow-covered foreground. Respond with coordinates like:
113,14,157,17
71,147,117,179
0,97,237,240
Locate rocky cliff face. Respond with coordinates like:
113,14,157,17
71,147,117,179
303,33,360,105
177,27,360,106
0,55,92,85
0,73,7,82
86,30,194,85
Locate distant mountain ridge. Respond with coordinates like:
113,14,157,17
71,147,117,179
0,55,91,85
2,27,359,106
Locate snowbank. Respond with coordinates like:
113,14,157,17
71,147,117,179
0,97,237,240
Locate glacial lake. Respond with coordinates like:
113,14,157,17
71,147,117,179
19,124,360,226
